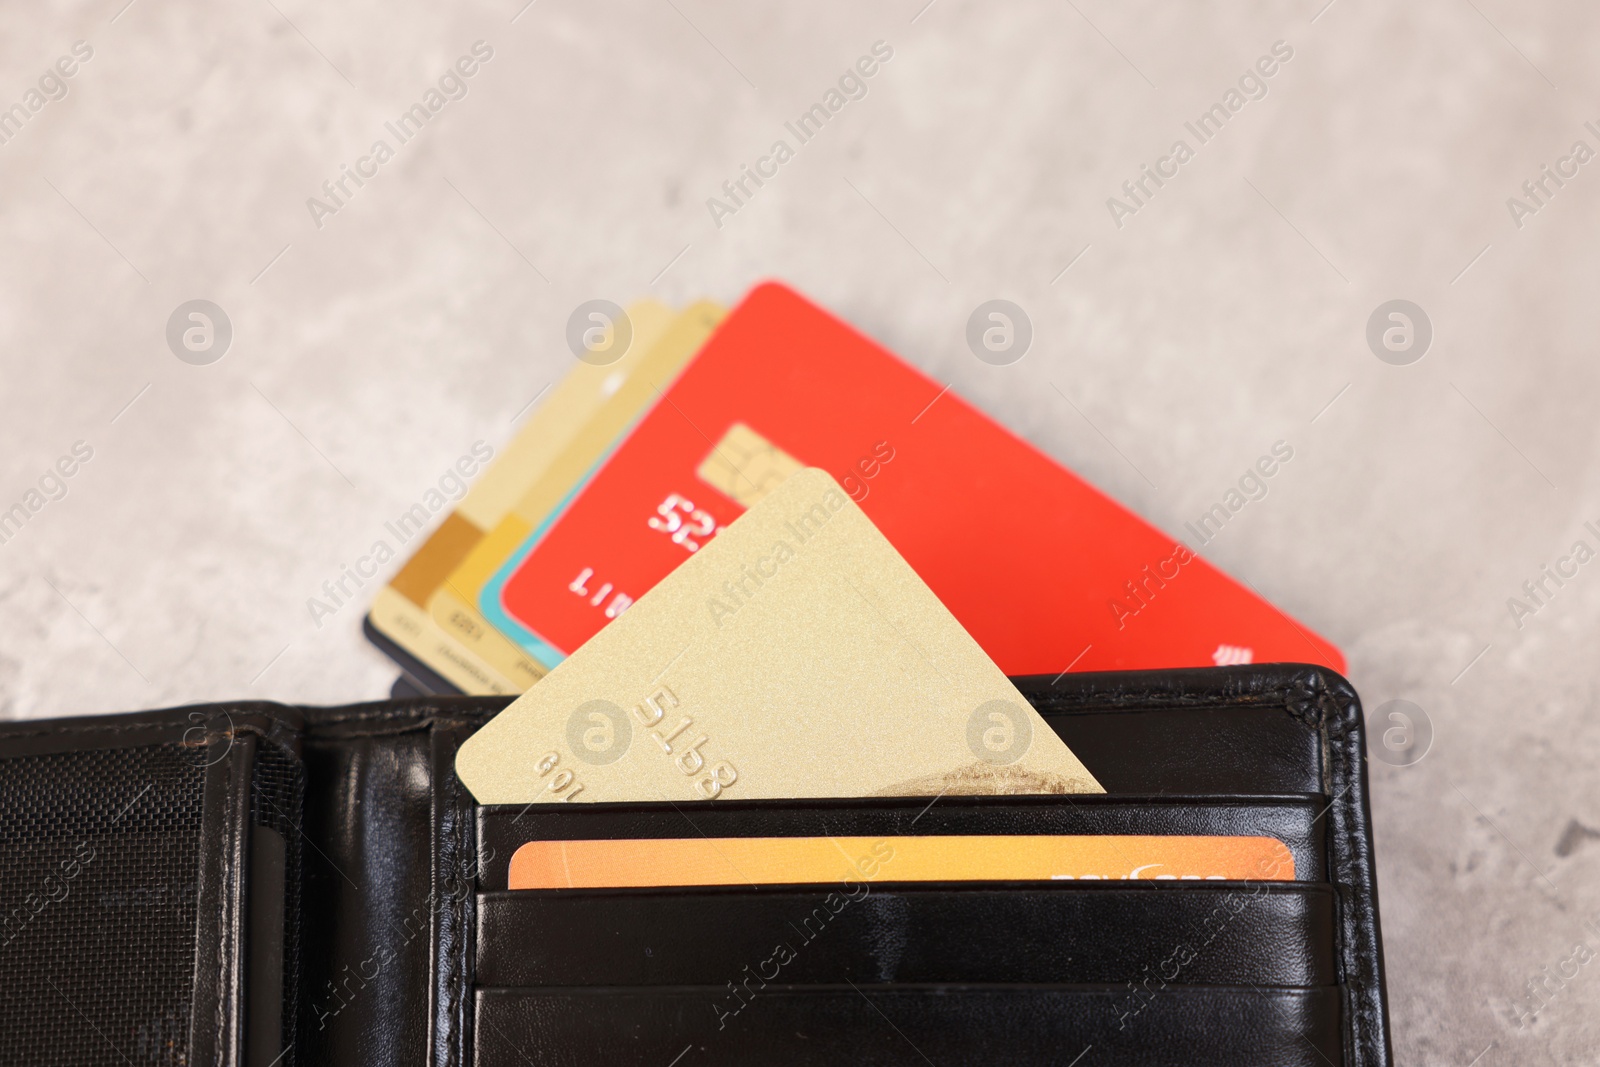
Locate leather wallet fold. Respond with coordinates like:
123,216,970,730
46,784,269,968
0,663,1390,1067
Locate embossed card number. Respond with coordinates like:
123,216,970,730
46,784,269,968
647,492,722,553
537,686,739,801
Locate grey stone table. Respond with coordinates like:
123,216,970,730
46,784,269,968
2,2,1596,1062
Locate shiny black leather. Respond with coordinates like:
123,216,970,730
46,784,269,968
0,663,1390,1067
475,882,1340,986
476,984,1347,1067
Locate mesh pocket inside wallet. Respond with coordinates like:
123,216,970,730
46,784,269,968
0,727,305,1067
0,742,206,1067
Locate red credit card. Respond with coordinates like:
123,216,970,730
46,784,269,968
498,282,1343,675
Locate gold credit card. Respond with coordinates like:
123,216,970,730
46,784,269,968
507,835,1296,889
367,300,677,694
428,302,725,689
454,468,1103,804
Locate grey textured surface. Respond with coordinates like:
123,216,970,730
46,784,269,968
2,0,1597,1061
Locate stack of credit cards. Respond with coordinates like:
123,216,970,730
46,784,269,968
366,280,1343,702
371,316,1352,1066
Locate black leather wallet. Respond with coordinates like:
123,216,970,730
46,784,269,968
0,663,1390,1066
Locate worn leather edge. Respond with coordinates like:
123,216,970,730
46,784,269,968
1309,674,1392,1067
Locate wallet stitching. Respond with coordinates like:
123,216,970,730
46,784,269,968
0,704,306,734
316,703,500,726
296,707,499,737
305,708,439,729
203,732,243,1067
1027,678,1330,726
213,771,233,1067
0,721,188,739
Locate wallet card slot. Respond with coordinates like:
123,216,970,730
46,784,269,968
475,881,1337,988
1036,704,1325,794
475,794,1328,890
473,983,1343,1067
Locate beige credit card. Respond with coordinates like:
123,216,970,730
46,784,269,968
367,300,677,694
454,468,1103,804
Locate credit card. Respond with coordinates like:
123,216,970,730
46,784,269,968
453,469,1103,805
365,299,676,694
441,303,724,678
485,281,1343,676
507,834,1296,889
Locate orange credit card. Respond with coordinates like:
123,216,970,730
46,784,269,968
507,835,1295,889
